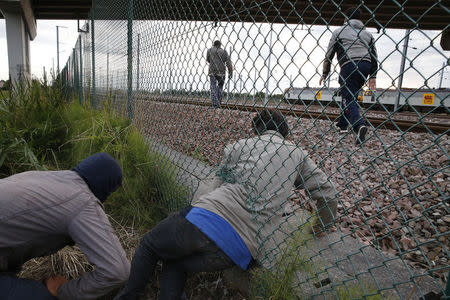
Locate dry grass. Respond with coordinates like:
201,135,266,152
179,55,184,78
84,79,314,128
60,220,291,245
17,215,245,300
19,217,141,282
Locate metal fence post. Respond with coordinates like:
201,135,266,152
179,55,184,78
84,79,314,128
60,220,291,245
72,48,77,91
137,33,140,92
395,29,410,111
106,51,109,91
91,1,96,108
127,0,134,120
264,23,273,105
79,36,83,104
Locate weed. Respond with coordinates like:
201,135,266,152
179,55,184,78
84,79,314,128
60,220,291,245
250,228,315,300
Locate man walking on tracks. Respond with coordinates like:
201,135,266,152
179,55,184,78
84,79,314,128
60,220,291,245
320,7,378,145
114,109,337,299
207,40,233,108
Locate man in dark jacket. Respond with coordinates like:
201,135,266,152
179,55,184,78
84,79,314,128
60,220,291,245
0,153,130,300
320,7,378,144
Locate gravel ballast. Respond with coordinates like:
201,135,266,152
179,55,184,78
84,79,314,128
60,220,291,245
135,100,449,284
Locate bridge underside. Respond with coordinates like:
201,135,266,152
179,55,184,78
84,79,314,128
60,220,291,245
0,1,447,31
0,0,448,82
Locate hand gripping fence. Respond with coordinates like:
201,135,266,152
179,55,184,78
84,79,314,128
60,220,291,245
61,1,449,298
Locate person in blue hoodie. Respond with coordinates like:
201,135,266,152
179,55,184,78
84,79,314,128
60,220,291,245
0,153,130,300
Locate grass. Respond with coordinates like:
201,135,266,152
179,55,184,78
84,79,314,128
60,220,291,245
0,80,188,230
0,80,68,176
333,282,388,300
0,89,10,100
250,226,316,300
1,80,190,299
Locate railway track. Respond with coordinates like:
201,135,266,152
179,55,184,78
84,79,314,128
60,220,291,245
134,95,450,134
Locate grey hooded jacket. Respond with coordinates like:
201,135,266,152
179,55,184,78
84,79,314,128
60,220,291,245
206,46,233,77
323,19,378,78
0,170,130,299
191,131,337,269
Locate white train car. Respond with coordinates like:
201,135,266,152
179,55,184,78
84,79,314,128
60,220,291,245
283,87,450,110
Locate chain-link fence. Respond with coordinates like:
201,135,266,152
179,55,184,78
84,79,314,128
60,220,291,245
61,0,449,298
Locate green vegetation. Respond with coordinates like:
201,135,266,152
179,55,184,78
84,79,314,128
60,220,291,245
0,80,188,230
329,281,392,300
250,229,315,300
248,219,391,300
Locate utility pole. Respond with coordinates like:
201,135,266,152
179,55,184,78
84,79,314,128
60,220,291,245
395,29,410,111
439,62,446,89
56,25,67,75
56,26,59,75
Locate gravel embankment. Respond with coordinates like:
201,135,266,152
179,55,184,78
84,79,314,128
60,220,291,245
135,100,449,281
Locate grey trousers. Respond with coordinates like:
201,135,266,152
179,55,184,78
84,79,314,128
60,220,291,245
210,75,225,107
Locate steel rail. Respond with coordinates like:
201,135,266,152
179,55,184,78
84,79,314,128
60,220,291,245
132,94,450,135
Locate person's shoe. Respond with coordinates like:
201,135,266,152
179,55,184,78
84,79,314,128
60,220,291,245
356,125,368,145
333,123,348,134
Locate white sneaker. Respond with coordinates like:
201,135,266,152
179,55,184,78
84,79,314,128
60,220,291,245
333,123,348,134
356,125,368,145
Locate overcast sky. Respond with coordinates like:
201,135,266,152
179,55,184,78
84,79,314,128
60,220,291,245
1,19,448,92
0,20,79,81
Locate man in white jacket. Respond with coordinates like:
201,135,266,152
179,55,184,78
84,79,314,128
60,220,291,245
320,7,378,144
115,110,337,300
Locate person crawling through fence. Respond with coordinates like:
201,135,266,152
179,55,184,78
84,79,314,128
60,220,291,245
0,153,130,300
114,109,337,300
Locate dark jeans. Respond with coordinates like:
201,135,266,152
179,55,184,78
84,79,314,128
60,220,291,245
114,207,235,300
336,60,371,132
0,275,56,300
210,75,225,107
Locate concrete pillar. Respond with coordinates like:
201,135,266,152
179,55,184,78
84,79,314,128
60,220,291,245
3,11,31,82
1,0,36,83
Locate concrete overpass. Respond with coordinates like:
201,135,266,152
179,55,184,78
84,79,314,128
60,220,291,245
0,0,448,82
0,0,90,82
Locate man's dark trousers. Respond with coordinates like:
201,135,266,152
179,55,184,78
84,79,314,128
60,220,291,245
0,275,56,300
114,207,235,300
210,75,225,107
336,60,371,132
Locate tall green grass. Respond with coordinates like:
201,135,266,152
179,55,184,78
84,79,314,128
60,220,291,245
0,81,67,175
0,81,188,230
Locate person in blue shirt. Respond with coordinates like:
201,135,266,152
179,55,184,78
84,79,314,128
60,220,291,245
114,110,337,299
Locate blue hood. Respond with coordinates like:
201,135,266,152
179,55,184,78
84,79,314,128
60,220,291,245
73,153,123,202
